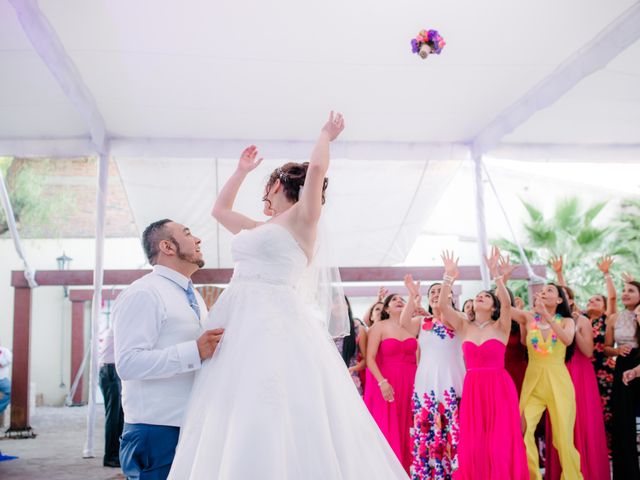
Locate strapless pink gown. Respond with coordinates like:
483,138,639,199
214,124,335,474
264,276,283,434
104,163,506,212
454,339,529,480
545,349,610,480
364,338,418,474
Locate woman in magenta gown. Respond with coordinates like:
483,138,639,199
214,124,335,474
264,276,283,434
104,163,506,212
365,293,418,473
439,249,528,480
544,312,610,480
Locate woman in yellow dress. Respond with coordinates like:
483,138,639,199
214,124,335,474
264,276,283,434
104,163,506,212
512,283,582,480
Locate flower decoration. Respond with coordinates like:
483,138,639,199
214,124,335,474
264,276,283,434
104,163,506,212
411,29,446,59
529,314,561,355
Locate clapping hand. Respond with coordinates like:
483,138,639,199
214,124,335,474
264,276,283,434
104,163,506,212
321,111,345,141
533,293,551,320
237,145,263,173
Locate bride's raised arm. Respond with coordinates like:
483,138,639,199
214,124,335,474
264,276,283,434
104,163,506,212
212,145,264,234
297,111,344,226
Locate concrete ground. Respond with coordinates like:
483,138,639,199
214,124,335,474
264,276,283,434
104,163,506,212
0,406,124,480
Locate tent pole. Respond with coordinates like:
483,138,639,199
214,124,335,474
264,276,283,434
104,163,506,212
472,153,490,289
82,152,109,458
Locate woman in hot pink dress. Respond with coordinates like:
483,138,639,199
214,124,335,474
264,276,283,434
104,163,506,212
365,293,418,474
544,304,609,479
439,249,528,480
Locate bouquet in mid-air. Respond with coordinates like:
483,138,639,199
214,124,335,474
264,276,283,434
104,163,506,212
411,29,446,59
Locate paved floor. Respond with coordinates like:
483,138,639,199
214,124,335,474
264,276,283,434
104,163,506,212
0,406,124,480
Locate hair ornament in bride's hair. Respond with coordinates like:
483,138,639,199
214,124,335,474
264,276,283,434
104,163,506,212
276,167,289,183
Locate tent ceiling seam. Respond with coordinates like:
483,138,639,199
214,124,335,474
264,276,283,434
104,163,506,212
9,0,109,154
469,1,640,158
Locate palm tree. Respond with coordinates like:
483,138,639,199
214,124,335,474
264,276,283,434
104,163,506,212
611,198,640,279
493,197,616,303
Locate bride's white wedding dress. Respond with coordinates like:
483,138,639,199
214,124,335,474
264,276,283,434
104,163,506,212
168,222,408,479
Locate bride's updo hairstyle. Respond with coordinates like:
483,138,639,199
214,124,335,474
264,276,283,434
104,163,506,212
263,162,329,206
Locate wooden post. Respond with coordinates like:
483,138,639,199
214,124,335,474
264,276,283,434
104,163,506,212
8,286,35,436
70,300,85,405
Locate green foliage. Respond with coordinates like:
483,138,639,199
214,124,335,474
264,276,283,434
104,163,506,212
0,157,67,237
612,198,640,280
493,197,619,305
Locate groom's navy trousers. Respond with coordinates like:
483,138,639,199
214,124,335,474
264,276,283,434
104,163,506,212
120,423,180,480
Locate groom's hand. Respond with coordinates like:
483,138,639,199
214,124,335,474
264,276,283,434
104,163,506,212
197,328,225,360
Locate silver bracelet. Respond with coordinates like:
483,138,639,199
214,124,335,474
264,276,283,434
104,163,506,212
378,378,388,387
443,274,455,283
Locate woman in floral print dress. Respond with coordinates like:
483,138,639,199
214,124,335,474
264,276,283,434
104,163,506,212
402,276,465,480
588,256,618,452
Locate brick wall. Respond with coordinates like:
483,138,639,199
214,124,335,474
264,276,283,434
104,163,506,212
9,157,138,238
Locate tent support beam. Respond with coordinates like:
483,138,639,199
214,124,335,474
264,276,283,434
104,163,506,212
470,2,640,158
9,0,108,154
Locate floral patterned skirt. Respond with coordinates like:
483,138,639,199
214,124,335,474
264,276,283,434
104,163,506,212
411,387,460,480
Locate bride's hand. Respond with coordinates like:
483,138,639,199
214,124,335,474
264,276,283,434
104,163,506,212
237,145,263,173
321,111,345,142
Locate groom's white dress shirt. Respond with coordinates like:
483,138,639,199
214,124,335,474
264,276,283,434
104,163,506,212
113,265,206,427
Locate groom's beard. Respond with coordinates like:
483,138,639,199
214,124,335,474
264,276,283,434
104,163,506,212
171,238,205,268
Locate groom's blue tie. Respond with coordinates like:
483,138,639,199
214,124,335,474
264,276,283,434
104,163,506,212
186,281,201,319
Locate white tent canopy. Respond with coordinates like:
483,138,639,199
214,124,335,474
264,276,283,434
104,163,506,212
2,0,639,158
2,0,639,265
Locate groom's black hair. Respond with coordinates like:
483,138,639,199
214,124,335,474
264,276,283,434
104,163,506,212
142,218,173,265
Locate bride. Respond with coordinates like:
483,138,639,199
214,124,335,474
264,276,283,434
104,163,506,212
168,112,409,479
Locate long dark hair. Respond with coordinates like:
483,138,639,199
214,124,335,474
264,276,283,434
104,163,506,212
340,296,357,366
548,283,575,361
426,282,456,314
380,293,399,321
477,290,501,321
367,301,384,325
426,283,441,315
462,298,474,321
502,286,521,335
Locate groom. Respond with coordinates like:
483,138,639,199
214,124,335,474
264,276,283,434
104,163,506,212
113,219,224,479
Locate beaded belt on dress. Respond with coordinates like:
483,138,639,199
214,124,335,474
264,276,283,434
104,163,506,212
230,271,295,288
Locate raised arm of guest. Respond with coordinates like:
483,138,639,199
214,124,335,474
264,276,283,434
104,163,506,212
438,250,468,331
598,255,617,317
549,255,567,287
493,251,513,334
400,275,423,337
